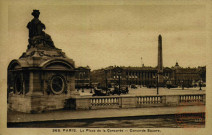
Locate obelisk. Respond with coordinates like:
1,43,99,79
157,34,164,85
158,35,163,72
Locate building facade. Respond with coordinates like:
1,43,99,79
171,62,206,86
91,63,206,88
91,66,172,87
75,66,91,88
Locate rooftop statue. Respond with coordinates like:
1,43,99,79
27,10,55,49
27,10,46,38
19,10,67,59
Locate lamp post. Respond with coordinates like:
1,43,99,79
156,73,159,95
104,69,108,94
199,69,203,91
117,71,121,91
199,79,202,91
127,71,129,87
117,74,120,91
182,80,184,90
90,81,93,93
89,72,92,93
153,72,159,95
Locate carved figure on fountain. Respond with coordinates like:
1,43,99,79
8,10,77,113
27,10,55,50
19,10,69,59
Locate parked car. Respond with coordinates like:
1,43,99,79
166,81,178,89
110,86,129,95
192,83,198,87
120,86,129,94
92,87,110,96
147,84,156,88
131,84,137,89
192,81,206,87
110,87,121,95
202,82,206,87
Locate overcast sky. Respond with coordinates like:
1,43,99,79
7,4,206,70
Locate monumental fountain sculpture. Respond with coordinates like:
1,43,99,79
7,10,78,113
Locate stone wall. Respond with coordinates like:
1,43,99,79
8,94,71,113
8,95,32,113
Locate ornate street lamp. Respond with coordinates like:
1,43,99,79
90,81,93,93
89,72,92,93
156,73,159,95
199,68,204,91
104,69,108,94
181,80,184,90
117,69,123,91
199,79,202,90
153,72,159,95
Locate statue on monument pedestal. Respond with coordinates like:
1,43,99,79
27,10,55,49
27,10,46,38
20,10,67,59
8,10,76,113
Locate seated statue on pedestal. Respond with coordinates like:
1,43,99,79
27,10,56,49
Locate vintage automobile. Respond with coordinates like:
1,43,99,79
166,80,178,89
110,86,129,95
130,84,137,89
121,86,129,94
92,87,110,96
192,81,206,87
202,82,206,87
147,84,157,88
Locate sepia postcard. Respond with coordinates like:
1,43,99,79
0,0,212,135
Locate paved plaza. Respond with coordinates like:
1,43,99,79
79,87,206,97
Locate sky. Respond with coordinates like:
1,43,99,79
7,3,206,70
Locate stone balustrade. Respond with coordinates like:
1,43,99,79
90,97,121,109
91,97,120,106
71,94,205,110
137,96,162,104
180,95,203,103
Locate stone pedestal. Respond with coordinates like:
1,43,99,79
165,95,180,106
7,10,78,113
121,97,137,108
8,94,73,113
8,51,77,113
